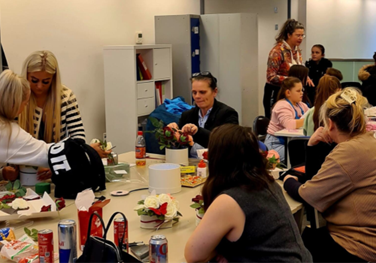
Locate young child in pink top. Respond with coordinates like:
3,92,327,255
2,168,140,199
265,77,309,162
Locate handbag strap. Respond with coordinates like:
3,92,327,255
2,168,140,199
103,212,127,253
86,211,106,241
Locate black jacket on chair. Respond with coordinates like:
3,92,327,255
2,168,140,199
178,99,239,148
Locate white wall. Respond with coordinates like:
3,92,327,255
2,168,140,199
306,0,376,59
0,0,200,141
204,0,288,116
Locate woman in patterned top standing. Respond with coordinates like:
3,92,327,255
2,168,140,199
263,19,313,119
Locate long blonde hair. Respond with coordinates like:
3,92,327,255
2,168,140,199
0,70,30,142
320,87,368,136
18,50,62,143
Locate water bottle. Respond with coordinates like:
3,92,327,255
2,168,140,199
135,131,146,166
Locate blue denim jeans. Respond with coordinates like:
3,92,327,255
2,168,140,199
264,134,285,163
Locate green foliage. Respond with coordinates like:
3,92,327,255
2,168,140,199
190,203,201,209
24,227,38,242
3,180,27,198
0,203,10,209
137,200,145,205
5,182,12,191
198,207,205,214
13,180,20,190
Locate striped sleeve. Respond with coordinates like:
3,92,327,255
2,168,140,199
60,87,86,142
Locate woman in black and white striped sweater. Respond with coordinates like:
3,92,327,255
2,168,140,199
15,50,110,180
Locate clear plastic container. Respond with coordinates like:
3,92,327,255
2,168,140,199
135,131,146,166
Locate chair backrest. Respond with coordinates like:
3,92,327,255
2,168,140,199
288,137,309,167
341,81,361,89
253,116,270,136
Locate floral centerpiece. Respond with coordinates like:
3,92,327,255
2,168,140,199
190,195,205,225
134,192,182,229
148,117,194,150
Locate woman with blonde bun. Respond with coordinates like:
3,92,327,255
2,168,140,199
284,88,375,262
0,70,51,180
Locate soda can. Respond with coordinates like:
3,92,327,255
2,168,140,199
58,219,77,263
38,229,54,263
114,217,129,253
149,234,168,263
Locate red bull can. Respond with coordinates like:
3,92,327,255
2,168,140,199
58,219,77,263
38,229,54,263
149,234,168,263
114,217,129,253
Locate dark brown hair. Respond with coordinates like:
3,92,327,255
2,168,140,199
326,68,343,81
373,52,376,63
276,77,302,101
313,75,341,130
288,65,311,106
202,124,273,211
276,19,305,43
312,44,325,55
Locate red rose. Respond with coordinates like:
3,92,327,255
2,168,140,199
202,151,208,160
40,205,51,212
55,197,66,211
192,195,203,203
178,133,190,145
163,127,174,139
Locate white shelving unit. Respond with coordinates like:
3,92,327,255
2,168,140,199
103,44,173,153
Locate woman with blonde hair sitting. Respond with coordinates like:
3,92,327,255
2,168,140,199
16,50,110,180
0,70,51,180
284,88,375,262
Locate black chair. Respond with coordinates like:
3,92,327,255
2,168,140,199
252,116,270,142
341,81,361,89
288,137,309,167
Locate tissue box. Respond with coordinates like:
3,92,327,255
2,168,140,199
104,162,130,182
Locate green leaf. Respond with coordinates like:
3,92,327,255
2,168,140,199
137,200,144,205
31,229,38,235
198,200,204,205
156,215,165,220
24,227,31,236
137,210,148,216
15,192,22,198
5,182,12,191
18,189,26,197
149,117,161,128
147,210,155,217
190,203,201,209
198,207,205,214
159,145,166,150
177,211,183,217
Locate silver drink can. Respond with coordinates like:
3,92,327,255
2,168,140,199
58,219,77,263
149,234,168,263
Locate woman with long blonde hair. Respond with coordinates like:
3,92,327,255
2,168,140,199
17,51,109,180
0,70,51,180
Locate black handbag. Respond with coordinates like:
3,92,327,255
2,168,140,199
77,211,141,263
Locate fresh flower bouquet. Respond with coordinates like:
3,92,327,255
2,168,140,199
190,195,205,214
262,150,286,170
190,195,205,225
148,117,194,150
134,192,182,228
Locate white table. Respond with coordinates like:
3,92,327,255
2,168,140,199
3,152,303,262
274,128,306,168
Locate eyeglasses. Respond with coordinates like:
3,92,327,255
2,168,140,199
294,34,306,39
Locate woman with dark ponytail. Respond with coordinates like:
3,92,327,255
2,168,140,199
263,19,313,118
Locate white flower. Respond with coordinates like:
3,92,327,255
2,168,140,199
164,202,177,219
171,199,180,211
144,196,160,209
134,204,146,211
11,198,28,210
157,194,172,205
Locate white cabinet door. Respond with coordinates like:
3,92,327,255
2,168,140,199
137,98,155,116
153,48,171,79
137,82,155,99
